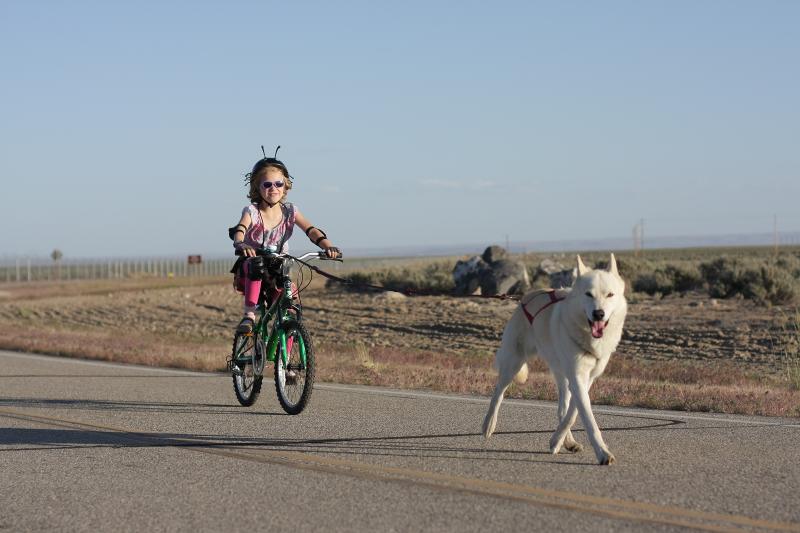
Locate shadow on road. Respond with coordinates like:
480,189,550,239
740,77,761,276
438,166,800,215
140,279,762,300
0,407,687,467
0,397,280,416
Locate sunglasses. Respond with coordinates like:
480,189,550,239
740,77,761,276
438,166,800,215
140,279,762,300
261,181,285,190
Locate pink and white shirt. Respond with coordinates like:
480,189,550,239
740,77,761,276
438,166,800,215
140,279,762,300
241,203,296,252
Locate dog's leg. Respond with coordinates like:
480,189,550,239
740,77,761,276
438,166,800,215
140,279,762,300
569,371,615,465
550,376,583,454
549,392,579,454
482,353,525,439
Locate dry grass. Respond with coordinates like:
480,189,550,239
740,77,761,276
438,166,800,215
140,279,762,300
0,276,229,302
780,309,800,390
319,343,800,418
2,321,799,418
0,324,228,372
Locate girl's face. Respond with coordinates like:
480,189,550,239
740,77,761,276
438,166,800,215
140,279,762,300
257,167,287,205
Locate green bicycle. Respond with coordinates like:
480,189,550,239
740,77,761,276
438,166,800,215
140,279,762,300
228,248,342,414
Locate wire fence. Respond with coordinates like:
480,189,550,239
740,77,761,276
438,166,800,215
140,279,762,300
0,257,234,283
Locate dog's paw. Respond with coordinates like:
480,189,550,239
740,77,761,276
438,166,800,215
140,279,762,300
548,435,564,455
481,417,496,439
597,451,616,465
563,440,584,453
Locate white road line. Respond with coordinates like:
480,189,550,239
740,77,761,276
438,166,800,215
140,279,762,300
0,350,211,376
316,384,800,429
3,350,799,428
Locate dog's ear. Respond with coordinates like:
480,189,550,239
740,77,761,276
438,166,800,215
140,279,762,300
576,255,588,277
607,253,619,276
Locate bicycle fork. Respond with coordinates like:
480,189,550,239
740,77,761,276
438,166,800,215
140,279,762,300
266,324,307,367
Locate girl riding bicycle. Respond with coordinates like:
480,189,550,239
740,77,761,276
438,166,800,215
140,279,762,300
230,148,340,335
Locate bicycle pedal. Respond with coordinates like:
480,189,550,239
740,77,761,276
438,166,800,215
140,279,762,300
227,358,243,376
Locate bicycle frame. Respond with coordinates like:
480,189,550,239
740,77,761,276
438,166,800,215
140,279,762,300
236,251,325,371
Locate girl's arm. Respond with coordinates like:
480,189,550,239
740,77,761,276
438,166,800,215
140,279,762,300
294,210,339,258
233,212,256,257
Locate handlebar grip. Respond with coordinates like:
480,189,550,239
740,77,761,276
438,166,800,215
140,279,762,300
234,248,277,257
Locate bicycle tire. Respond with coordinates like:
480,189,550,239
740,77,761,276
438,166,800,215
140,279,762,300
273,319,315,415
231,333,263,407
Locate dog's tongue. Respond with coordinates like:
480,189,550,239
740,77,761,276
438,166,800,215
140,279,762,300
590,320,606,338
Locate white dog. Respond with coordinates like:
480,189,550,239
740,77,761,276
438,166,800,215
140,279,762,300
482,254,627,465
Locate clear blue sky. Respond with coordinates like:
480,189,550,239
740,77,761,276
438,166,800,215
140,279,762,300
1,1,798,258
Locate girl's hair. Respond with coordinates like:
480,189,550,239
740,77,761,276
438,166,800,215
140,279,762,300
245,158,293,204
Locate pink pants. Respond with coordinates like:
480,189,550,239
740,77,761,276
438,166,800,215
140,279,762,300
242,260,297,356
243,260,297,311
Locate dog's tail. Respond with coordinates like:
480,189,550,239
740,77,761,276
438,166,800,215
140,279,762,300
514,363,529,384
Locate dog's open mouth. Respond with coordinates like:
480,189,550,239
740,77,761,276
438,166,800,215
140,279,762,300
589,320,609,338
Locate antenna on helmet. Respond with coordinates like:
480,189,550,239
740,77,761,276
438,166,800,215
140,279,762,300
261,145,267,158
274,145,281,158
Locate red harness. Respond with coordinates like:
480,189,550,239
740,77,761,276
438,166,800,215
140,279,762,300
521,289,564,325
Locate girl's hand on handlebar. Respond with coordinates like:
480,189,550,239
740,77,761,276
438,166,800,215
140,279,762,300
324,246,341,259
235,242,256,257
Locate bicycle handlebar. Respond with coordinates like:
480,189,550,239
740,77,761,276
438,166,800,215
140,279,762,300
235,248,343,261
295,251,344,261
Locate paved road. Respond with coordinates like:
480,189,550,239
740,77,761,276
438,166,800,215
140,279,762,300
1,350,799,532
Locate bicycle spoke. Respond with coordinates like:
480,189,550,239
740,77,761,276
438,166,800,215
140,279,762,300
274,320,315,415
231,332,262,406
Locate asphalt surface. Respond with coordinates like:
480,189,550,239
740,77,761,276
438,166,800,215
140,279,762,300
1,350,799,533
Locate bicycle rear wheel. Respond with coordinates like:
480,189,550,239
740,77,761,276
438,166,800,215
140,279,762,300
274,320,315,415
231,333,263,407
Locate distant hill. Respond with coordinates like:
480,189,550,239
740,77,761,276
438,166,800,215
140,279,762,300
3,231,798,262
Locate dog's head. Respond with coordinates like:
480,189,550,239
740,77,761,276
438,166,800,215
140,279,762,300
573,253,627,339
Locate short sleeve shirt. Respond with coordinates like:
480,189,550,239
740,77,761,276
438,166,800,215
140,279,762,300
241,203,296,252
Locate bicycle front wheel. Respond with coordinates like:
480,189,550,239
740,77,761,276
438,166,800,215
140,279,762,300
231,333,263,407
274,319,315,415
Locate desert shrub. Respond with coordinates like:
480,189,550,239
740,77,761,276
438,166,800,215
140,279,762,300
330,261,456,294
632,269,674,296
606,257,645,282
666,264,704,292
700,257,798,305
628,264,702,296
755,264,797,305
776,253,800,279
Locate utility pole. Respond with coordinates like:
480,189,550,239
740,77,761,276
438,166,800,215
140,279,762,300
774,214,779,256
640,218,645,253
633,219,644,257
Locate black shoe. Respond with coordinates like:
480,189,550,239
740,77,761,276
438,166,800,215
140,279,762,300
236,317,255,335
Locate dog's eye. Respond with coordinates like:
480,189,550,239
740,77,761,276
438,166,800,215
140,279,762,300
607,292,614,298
585,291,592,298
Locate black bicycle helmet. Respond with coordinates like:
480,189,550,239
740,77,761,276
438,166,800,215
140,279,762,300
247,145,292,180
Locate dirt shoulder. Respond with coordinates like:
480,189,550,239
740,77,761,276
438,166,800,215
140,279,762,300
0,278,798,417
